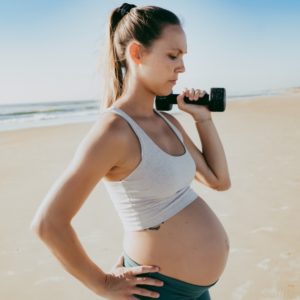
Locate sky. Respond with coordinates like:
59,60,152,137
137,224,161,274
0,0,299,105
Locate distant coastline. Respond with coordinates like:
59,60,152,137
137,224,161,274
0,87,298,132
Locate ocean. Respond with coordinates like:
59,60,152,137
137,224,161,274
0,100,101,132
0,89,285,132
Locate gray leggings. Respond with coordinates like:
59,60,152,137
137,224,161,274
123,252,218,300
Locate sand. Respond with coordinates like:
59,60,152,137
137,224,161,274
0,90,299,299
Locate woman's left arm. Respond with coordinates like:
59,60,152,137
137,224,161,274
162,88,231,191
193,117,231,190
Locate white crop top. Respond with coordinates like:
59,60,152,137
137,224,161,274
102,105,198,231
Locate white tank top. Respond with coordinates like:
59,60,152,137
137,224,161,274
102,105,198,231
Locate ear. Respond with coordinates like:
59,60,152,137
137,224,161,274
128,41,146,65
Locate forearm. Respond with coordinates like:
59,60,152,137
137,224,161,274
194,118,230,186
34,221,107,296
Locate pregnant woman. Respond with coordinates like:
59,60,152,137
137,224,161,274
31,3,231,300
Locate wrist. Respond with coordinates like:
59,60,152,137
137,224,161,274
94,273,111,298
81,265,108,297
193,118,212,124
90,274,110,297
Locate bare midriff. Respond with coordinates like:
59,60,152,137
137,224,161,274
123,196,230,286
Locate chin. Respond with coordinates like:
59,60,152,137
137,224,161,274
156,88,173,97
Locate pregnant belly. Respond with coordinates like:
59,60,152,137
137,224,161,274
123,197,230,286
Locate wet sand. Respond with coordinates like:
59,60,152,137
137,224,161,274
0,89,299,299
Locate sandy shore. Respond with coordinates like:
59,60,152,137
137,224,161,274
0,90,299,299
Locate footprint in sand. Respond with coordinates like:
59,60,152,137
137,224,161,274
257,258,271,270
288,258,300,270
232,280,254,300
250,226,274,234
271,205,289,211
34,276,65,286
0,270,15,276
230,248,254,254
279,251,292,259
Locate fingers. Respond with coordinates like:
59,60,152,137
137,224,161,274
127,266,163,298
129,265,160,276
182,88,207,100
134,276,164,287
132,287,160,298
126,265,163,286
125,265,163,283
105,264,163,299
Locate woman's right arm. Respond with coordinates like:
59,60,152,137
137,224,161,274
30,114,128,297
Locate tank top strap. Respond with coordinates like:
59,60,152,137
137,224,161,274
153,109,184,142
103,105,152,153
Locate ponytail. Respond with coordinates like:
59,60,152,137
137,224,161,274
100,3,181,109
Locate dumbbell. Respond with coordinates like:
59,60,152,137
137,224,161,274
155,88,226,112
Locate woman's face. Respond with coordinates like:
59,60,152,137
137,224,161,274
138,24,187,96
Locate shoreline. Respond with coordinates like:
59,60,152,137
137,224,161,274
1,86,298,133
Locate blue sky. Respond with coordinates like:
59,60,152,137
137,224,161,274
0,0,299,104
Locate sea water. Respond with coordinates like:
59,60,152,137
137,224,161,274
0,88,284,132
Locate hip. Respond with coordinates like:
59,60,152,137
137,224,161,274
123,251,217,299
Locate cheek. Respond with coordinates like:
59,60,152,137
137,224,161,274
139,56,171,85
142,62,164,79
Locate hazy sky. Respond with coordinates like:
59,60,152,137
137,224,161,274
1,0,299,104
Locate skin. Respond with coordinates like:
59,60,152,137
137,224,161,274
31,24,231,300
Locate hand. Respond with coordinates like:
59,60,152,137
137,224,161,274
102,255,164,299
177,88,212,122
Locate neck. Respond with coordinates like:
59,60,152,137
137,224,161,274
114,77,157,118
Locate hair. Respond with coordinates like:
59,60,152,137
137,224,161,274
100,3,182,109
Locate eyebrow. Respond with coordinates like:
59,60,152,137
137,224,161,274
169,48,187,54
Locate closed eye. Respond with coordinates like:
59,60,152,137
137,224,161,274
168,55,177,60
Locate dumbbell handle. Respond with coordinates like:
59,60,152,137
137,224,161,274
157,93,210,105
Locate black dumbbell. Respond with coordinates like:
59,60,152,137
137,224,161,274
155,88,226,112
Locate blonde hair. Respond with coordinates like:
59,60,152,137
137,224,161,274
100,3,182,109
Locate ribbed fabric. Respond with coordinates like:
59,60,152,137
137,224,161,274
102,105,198,231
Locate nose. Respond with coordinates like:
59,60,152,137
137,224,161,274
177,58,185,73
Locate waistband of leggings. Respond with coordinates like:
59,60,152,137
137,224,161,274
123,252,218,292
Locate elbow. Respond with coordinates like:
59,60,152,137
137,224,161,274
30,217,50,240
195,172,231,191
215,178,231,191
30,215,62,241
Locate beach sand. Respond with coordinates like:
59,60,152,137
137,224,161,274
0,90,299,299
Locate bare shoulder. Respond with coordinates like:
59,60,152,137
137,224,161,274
65,110,134,182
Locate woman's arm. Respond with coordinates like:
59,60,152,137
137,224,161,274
162,112,231,191
30,113,129,296
193,118,231,190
